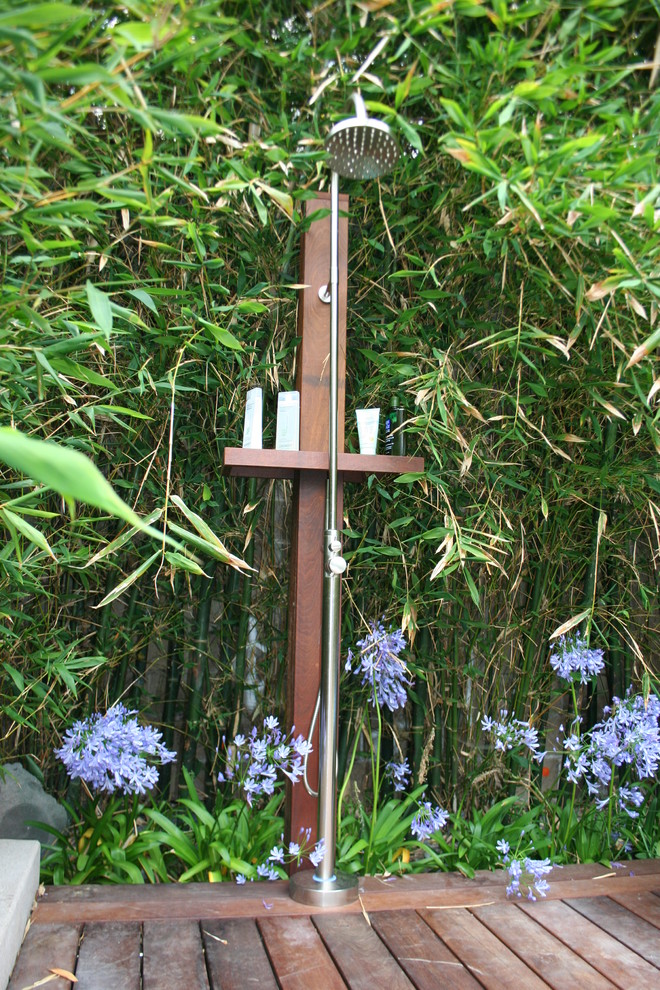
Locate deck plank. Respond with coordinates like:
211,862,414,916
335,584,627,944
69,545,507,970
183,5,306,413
517,898,660,989
258,915,348,990
73,921,141,990
202,918,278,990
313,913,416,990
473,901,616,989
421,907,551,990
7,922,81,990
566,895,660,968
369,909,483,990
31,861,660,924
12,861,660,990
143,921,210,990
609,890,660,928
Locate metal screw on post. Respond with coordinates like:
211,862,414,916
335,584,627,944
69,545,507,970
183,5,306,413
290,94,399,907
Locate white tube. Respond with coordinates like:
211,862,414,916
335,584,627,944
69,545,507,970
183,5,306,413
242,387,262,449
356,408,380,455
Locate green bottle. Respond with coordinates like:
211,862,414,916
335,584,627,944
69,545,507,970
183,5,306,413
384,400,405,456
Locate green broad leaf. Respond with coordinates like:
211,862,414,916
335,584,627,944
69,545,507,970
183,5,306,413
164,550,208,576
395,114,423,153
51,661,78,694
38,65,116,85
549,610,591,641
86,508,163,567
178,861,211,883
627,324,660,369
254,181,294,218
166,521,250,571
440,98,471,130
0,3,91,27
112,21,166,50
110,861,145,884
127,288,159,313
94,405,154,421
0,429,178,548
1,507,56,559
86,281,113,338
170,495,251,570
95,550,160,608
235,300,268,314
3,662,25,692
393,472,425,484
464,568,481,608
196,315,244,351
48,357,118,390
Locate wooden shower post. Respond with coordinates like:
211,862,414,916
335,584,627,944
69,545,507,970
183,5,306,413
223,192,424,853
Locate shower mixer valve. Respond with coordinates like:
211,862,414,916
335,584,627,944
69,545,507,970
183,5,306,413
325,533,347,575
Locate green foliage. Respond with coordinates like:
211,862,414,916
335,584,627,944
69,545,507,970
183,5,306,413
0,0,657,843
144,769,289,882
39,793,170,884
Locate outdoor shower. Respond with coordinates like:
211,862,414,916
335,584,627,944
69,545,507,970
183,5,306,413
290,94,399,906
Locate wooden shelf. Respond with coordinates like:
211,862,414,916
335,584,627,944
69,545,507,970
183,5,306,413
223,447,424,481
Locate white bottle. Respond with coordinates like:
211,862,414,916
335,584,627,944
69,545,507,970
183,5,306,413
275,391,300,451
242,388,263,449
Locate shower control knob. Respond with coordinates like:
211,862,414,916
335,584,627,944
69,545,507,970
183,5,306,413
329,538,342,554
328,555,347,576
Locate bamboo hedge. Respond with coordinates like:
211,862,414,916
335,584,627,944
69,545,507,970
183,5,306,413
0,0,658,807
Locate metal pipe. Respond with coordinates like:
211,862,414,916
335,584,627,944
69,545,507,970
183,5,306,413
327,170,339,533
290,96,398,906
316,169,341,883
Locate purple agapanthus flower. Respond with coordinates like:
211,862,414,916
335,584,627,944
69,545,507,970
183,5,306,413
386,758,411,793
257,862,280,880
218,720,312,806
506,857,553,901
561,690,659,815
310,837,326,868
54,703,175,796
481,711,544,763
549,634,605,684
345,619,412,711
411,800,449,841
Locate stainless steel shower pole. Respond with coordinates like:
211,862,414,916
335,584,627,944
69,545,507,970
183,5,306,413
316,169,343,884
290,94,398,906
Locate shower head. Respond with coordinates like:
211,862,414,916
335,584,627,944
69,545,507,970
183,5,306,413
324,93,399,180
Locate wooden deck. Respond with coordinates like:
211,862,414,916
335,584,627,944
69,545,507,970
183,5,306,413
9,860,660,990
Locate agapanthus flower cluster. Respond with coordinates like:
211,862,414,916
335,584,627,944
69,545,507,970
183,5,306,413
549,634,605,684
563,691,660,816
235,829,325,885
481,711,544,763
55,704,176,796
386,758,411,793
505,857,553,901
217,716,312,807
345,619,412,712
410,799,449,841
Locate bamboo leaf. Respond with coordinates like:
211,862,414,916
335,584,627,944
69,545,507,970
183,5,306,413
0,429,178,547
626,325,660,369
95,551,160,608
549,610,592,641
85,281,113,338
170,495,252,570
85,509,163,567
164,550,208,576
1,507,57,559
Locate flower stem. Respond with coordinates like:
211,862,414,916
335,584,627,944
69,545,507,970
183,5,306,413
336,709,365,841
365,685,383,872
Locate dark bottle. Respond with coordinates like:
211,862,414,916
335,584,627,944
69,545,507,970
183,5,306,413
384,402,405,456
